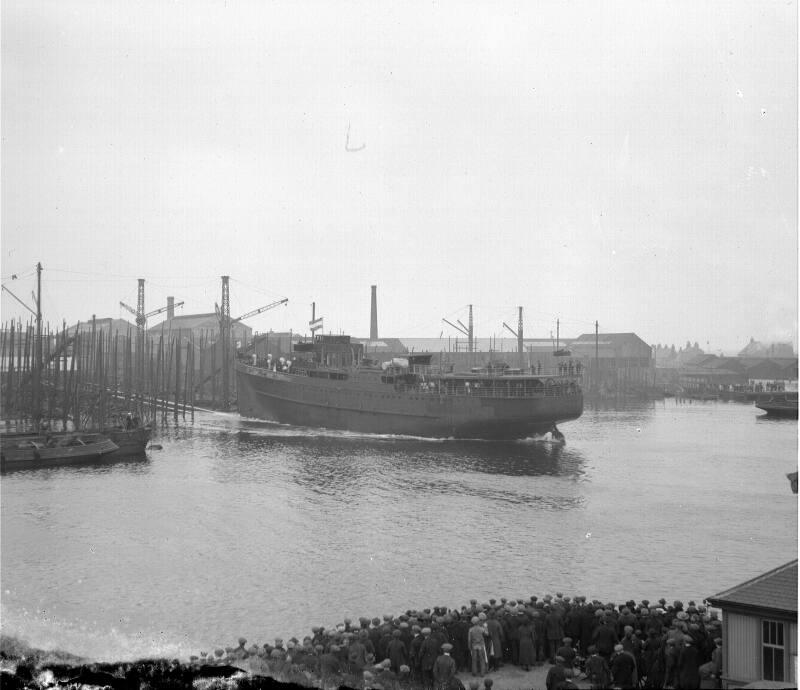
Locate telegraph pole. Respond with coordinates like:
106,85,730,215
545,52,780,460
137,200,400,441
136,278,145,392
595,320,599,392
33,262,43,427
468,304,474,353
220,275,231,410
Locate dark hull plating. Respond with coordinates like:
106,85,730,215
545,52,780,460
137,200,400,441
236,363,583,439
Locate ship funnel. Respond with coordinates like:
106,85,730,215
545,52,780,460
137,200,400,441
370,285,378,340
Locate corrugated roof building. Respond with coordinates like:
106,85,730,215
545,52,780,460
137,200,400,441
147,313,252,346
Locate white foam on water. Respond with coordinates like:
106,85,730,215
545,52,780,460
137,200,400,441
0,602,196,662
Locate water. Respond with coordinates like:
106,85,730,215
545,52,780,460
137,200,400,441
1,399,796,661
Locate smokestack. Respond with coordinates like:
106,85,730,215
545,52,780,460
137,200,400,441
370,285,378,340
167,296,175,319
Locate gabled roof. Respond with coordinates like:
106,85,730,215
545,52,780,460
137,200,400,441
68,318,136,335
707,560,797,615
146,313,252,334
355,337,409,353
572,332,641,342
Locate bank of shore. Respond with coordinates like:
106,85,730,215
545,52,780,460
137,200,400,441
1,590,721,690
0,635,587,690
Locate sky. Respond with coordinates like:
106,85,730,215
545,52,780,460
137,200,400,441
2,0,797,355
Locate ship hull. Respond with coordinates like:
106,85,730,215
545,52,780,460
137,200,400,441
236,364,583,439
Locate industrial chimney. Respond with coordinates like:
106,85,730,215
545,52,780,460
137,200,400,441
167,296,175,319
370,285,378,340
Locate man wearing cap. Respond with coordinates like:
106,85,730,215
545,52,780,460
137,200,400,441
369,659,395,690
316,645,342,687
387,629,409,674
446,613,469,673
531,606,547,665
555,637,576,677
545,656,567,690
420,627,441,690
503,606,521,666
468,616,488,677
677,635,701,690
485,610,504,671
584,645,611,690
347,631,369,676
409,625,425,683
592,616,619,662
545,604,565,664
610,643,637,689
616,607,637,639
433,643,457,690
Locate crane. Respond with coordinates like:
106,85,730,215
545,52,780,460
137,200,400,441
119,299,185,330
213,286,288,410
215,297,288,324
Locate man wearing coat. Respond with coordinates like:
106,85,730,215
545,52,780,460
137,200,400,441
419,627,441,690
485,611,504,671
433,643,457,690
387,629,409,674
468,617,488,677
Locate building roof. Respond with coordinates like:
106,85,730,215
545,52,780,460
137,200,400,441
572,332,642,341
355,337,408,353
68,317,136,335
147,313,252,335
707,560,797,615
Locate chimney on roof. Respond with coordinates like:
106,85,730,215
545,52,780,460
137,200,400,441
370,285,378,340
167,296,175,320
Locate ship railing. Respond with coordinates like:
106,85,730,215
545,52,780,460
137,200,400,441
395,382,581,399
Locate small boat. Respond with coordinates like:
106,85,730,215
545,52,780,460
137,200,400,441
756,392,798,418
103,423,152,456
0,432,119,468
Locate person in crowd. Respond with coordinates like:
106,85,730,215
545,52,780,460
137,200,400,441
545,604,565,663
433,643,457,690
420,627,441,690
468,616,488,677
677,634,701,689
592,615,619,661
348,630,369,677
485,610,504,671
517,613,536,671
545,655,568,690
663,637,680,689
610,643,637,689
555,637,576,677
584,645,612,689
387,629,409,674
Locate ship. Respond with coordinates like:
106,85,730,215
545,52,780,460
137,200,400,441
236,334,583,440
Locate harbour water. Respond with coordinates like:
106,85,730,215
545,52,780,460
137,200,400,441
1,399,796,662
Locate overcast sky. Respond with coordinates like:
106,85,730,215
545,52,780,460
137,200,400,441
2,1,797,354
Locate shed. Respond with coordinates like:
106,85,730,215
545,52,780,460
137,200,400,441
147,312,252,346
706,560,798,688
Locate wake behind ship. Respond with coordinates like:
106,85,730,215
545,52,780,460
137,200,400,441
236,335,583,440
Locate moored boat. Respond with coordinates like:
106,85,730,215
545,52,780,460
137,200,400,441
236,334,583,440
0,432,119,468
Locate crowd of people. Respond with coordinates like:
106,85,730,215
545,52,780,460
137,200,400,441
0,593,725,689
183,592,724,689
